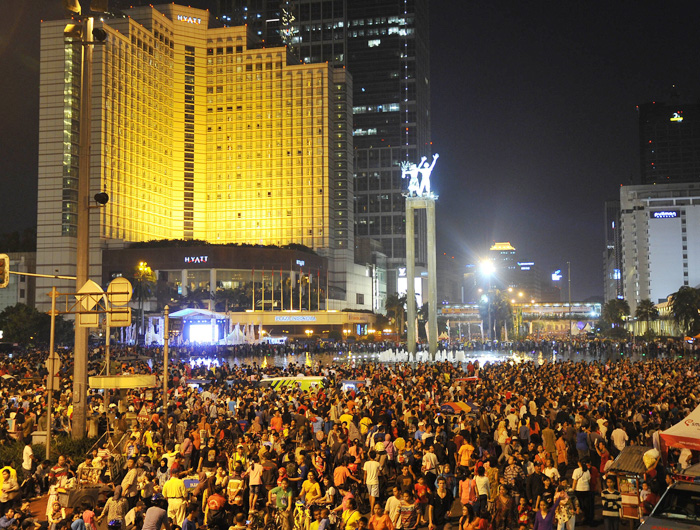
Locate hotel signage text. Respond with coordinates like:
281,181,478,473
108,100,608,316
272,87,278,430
177,15,202,24
650,210,680,219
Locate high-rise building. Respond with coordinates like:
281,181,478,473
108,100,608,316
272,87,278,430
603,199,622,302
217,0,432,294
638,98,700,184
488,242,517,289
36,4,364,311
619,182,700,313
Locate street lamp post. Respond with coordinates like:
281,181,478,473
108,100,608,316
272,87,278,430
567,261,572,339
64,0,108,439
480,260,495,342
72,13,94,442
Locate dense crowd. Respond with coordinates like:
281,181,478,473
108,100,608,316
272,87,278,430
0,342,698,530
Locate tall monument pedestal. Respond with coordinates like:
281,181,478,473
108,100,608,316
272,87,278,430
406,196,438,357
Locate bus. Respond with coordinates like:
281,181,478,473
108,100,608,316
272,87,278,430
259,376,325,392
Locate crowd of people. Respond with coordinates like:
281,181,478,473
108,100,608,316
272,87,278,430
0,340,698,530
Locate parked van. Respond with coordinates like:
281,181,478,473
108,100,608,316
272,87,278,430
637,464,700,530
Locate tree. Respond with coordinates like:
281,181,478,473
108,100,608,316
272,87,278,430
0,303,72,345
131,262,156,340
478,289,512,340
602,298,630,327
385,293,407,339
635,298,659,336
670,286,700,336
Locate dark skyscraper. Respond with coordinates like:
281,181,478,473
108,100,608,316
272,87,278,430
219,0,432,294
638,98,700,184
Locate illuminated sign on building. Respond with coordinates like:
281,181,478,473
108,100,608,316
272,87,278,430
296,260,305,267
552,269,562,281
274,315,317,322
519,261,534,271
650,210,680,219
184,256,209,264
177,15,202,24
670,111,683,122
398,267,407,278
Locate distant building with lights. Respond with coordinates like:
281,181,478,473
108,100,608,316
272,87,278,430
36,4,378,314
638,98,700,185
603,198,622,302
619,182,700,313
488,242,517,289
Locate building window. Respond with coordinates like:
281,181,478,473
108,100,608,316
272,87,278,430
356,293,364,305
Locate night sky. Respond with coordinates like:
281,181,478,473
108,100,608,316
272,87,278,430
1,1,699,300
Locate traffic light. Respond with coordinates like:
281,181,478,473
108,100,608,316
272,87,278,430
0,254,8,289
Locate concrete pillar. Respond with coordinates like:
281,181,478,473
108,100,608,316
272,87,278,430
427,200,438,357
209,268,217,311
406,202,416,354
181,269,188,296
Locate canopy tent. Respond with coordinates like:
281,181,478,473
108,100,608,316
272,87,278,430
660,404,700,451
168,308,224,319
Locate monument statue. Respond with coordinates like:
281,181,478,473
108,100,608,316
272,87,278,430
401,153,439,197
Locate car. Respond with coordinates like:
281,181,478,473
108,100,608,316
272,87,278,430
637,464,700,530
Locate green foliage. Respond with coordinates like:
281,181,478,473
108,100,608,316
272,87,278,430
602,298,630,326
478,289,513,338
0,436,97,470
385,293,407,339
126,239,317,255
642,328,657,341
327,330,342,341
670,286,700,335
0,303,72,345
635,299,659,322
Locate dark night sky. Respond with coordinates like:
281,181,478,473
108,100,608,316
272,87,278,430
1,1,699,300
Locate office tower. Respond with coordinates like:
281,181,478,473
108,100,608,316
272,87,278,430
488,242,517,289
638,99,700,184
619,182,700,313
36,4,359,311
219,0,432,294
603,198,622,302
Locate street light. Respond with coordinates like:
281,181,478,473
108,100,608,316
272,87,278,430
66,0,108,440
480,260,495,341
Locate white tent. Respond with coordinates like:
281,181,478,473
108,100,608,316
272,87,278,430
660,404,700,451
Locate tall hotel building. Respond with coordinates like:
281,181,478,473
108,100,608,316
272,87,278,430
36,4,364,311
220,0,432,293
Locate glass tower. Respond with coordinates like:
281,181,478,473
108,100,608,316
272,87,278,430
218,0,432,293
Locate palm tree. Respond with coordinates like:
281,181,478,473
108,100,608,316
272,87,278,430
214,288,237,312
602,298,630,327
385,293,407,339
132,262,156,340
635,298,659,336
670,286,700,335
183,287,210,309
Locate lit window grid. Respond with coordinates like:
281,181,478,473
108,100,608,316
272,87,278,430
97,19,178,242
202,58,333,249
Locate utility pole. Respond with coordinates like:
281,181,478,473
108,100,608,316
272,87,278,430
73,14,95,441
567,261,572,339
163,305,169,414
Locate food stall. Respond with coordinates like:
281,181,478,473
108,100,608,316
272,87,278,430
606,445,658,523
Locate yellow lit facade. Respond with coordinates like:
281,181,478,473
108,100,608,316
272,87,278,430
36,5,358,311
